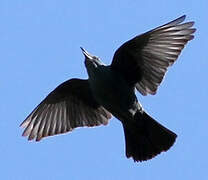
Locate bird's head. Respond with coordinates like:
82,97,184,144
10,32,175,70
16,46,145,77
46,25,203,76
80,47,103,69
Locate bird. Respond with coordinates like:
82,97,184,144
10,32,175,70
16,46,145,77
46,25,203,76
20,15,196,162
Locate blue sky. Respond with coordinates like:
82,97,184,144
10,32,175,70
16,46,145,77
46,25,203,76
1,0,207,179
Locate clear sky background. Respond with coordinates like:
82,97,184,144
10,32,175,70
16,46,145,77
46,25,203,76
1,0,207,179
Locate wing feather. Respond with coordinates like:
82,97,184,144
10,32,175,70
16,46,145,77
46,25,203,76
111,15,196,95
20,78,112,141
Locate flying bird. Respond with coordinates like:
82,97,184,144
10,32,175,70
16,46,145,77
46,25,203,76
20,15,196,162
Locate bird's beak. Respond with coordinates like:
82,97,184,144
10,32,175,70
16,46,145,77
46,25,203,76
80,47,93,59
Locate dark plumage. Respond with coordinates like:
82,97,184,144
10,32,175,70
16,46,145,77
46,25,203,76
20,15,196,162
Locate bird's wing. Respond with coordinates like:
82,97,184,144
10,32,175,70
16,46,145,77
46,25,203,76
20,78,112,141
111,15,196,95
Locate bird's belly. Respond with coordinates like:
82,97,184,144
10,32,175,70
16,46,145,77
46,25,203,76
88,69,138,120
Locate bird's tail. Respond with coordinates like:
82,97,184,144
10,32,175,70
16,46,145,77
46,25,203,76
122,111,177,162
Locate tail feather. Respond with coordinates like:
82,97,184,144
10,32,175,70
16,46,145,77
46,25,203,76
123,111,177,162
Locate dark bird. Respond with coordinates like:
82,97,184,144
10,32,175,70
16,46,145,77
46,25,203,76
20,15,196,162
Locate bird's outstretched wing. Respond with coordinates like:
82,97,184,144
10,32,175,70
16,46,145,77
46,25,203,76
111,15,196,95
20,78,112,141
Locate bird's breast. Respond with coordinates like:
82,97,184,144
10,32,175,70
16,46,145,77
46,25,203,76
88,66,137,116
